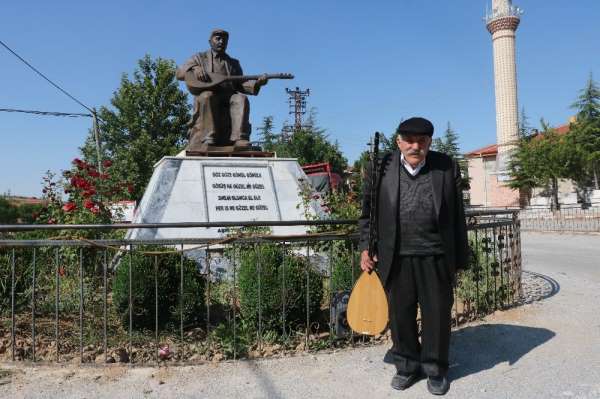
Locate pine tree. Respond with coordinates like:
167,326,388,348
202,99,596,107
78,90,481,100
572,73,600,121
270,110,347,175
518,106,532,138
257,116,276,152
432,122,460,158
570,73,600,189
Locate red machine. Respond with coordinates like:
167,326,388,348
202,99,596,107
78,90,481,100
301,162,342,193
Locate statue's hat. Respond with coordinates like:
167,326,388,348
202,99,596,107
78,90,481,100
210,29,229,39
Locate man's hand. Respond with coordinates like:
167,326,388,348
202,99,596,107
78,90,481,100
360,250,377,273
257,74,268,86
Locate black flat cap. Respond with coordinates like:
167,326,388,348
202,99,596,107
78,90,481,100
397,117,434,137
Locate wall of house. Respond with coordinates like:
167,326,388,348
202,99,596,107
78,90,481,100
467,155,520,207
467,156,488,206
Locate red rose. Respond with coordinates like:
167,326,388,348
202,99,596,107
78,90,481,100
72,158,86,170
90,206,100,214
83,189,96,198
100,173,109,180
102,160,113,168
84,199,95,209
88,170,100,178
62,202,77,212
127,184,134,194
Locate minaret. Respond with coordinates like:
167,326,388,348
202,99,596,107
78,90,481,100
486,0,522,178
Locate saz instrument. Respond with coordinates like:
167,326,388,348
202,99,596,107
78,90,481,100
184,71,294,95
347,132,389,336
347,270,388,335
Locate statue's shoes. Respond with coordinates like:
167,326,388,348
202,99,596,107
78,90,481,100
233,139,250,148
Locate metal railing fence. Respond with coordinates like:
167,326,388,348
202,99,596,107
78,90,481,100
0,211,521,365
519,206,600,232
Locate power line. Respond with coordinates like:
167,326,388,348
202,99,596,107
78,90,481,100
0,39,94,114
0,108,92,118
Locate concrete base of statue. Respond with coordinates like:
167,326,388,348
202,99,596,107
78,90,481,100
127,155,326,242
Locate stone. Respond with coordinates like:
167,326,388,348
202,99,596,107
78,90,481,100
95,354,115,364
113,348,129,363
189,354,203,362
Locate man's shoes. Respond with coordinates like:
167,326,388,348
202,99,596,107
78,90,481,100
427,375,450,395
391,371,421,391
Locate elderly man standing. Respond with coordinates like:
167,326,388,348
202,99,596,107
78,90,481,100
176,29,267,150
359,117,469,395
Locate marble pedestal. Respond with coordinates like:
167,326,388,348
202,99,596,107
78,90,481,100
127,156,325,242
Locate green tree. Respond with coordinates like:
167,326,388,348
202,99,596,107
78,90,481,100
81,55,191,200
508,120,579,210
271,113,347,175
570,73,600,189
432,122,460,158
518,106,532,138
257,115,277,152
572,73,600,121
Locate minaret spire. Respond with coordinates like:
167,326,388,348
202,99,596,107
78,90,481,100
486,0,523,181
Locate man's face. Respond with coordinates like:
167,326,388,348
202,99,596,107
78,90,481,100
209,34,228,54
396,133,432,166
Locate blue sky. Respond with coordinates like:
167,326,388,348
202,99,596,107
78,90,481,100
1,0,599,196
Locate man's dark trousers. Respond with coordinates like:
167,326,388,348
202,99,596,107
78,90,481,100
385,254,453,377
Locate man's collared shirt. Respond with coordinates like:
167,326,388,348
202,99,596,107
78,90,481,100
400,153,426,177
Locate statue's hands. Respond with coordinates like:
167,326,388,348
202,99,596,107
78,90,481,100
257,74,268,86
193,65,210,82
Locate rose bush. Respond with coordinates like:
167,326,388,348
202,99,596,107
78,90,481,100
35,158,133,227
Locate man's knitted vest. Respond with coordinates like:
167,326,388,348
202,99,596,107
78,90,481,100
397,163,444,256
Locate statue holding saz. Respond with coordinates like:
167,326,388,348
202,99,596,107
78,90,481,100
177,29,293,152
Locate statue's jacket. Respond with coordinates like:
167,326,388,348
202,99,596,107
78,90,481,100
176,50,260,96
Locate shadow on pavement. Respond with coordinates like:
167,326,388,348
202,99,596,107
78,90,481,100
449,324,555,381
242,359,282,398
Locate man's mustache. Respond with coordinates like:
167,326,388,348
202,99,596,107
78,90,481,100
407,150,424,156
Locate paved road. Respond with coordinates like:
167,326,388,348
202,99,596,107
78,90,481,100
2,232,599,398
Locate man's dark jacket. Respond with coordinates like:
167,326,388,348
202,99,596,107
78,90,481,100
358,150,469,286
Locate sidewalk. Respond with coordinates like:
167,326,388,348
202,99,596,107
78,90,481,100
2,232,600,398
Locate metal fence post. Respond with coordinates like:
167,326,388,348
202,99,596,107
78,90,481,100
55,247,60,362
32,248,36,362
79,248,84,363
11,249,15,361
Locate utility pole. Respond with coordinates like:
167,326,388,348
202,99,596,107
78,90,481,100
285,87,310,133
92,108,103,173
